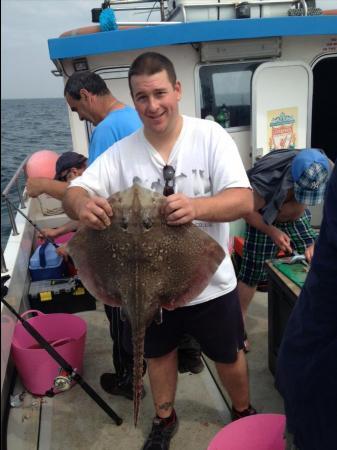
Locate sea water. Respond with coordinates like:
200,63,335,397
1,98,72,247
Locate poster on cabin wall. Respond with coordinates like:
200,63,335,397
267,107,298,150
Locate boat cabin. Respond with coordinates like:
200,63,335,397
48,2,337,227
1,1,336,448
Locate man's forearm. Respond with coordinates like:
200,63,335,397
44,180,69,200
27,178,68,200
193,188,253,222
63,187,90,220
243,210,275,236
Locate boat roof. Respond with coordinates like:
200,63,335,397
48,16,337,61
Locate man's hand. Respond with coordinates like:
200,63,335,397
38,227,60,240
77,196,113,230
56,245,69,262
268,227,292,254
304,243,315,263
163,193,197,225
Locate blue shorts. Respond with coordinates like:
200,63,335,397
123,289,244,364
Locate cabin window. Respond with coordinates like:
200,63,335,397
198,62,259,129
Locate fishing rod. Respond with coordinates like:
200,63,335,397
2,195,57,247
1,275,123,426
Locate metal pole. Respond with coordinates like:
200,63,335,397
16,179,26,209
160,0,166,20
2,155,29,197
2,196,57,247
1,247,8,273
5,199,19,236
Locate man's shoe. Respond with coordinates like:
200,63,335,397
142,412,179,450
100,373,145,400
178,350,204,374
231,404,257,421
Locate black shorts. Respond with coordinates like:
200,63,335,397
123,288,244,364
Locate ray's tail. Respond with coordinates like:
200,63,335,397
132,326,146,427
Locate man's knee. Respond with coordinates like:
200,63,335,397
214,349,247,369
147,348,177,364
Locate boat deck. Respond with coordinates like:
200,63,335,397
6,292,284,450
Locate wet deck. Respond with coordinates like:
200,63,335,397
6,292,284,450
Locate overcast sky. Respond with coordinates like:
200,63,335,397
1,0,160,99
1,0,336,99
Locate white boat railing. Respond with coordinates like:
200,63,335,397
167,0,309,22
1,156,29,273
98,0,309,22
1,249,8,273
96,0,168,21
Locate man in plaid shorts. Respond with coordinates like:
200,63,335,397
237,148,331,349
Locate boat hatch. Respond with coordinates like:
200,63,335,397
252,60,313,162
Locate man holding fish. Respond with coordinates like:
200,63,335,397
63,52,256,450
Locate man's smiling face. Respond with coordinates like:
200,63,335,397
130,69,181,137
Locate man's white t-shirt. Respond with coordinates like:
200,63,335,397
70,115,251,306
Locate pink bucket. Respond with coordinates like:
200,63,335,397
207,414,286,450
11,310,87,396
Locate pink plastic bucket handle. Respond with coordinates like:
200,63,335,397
22,337,75,350
26,337,74,350
50,337,74,347
20,309,46,320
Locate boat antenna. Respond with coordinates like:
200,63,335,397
2,195,57,248
1,274,123,426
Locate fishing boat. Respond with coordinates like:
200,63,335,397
1,1,336,448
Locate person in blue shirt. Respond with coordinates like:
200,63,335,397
64,71,145,398
64,71,143,165
27,71,144,398
25,72,142,199
276,161,337,450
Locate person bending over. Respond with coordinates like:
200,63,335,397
237,148,331,351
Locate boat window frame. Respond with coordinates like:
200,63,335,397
194,58,270,133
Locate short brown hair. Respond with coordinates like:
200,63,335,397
128,52,177,94
64,71,110,100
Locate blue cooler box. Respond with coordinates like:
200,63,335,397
29,242,67,281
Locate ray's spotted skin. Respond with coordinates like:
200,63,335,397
67,183,225,426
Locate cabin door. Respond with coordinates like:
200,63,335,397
251,61,313,163
311,54,337,163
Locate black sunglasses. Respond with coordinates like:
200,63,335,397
163,165,175,197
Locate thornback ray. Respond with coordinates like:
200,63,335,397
67,183,225,426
